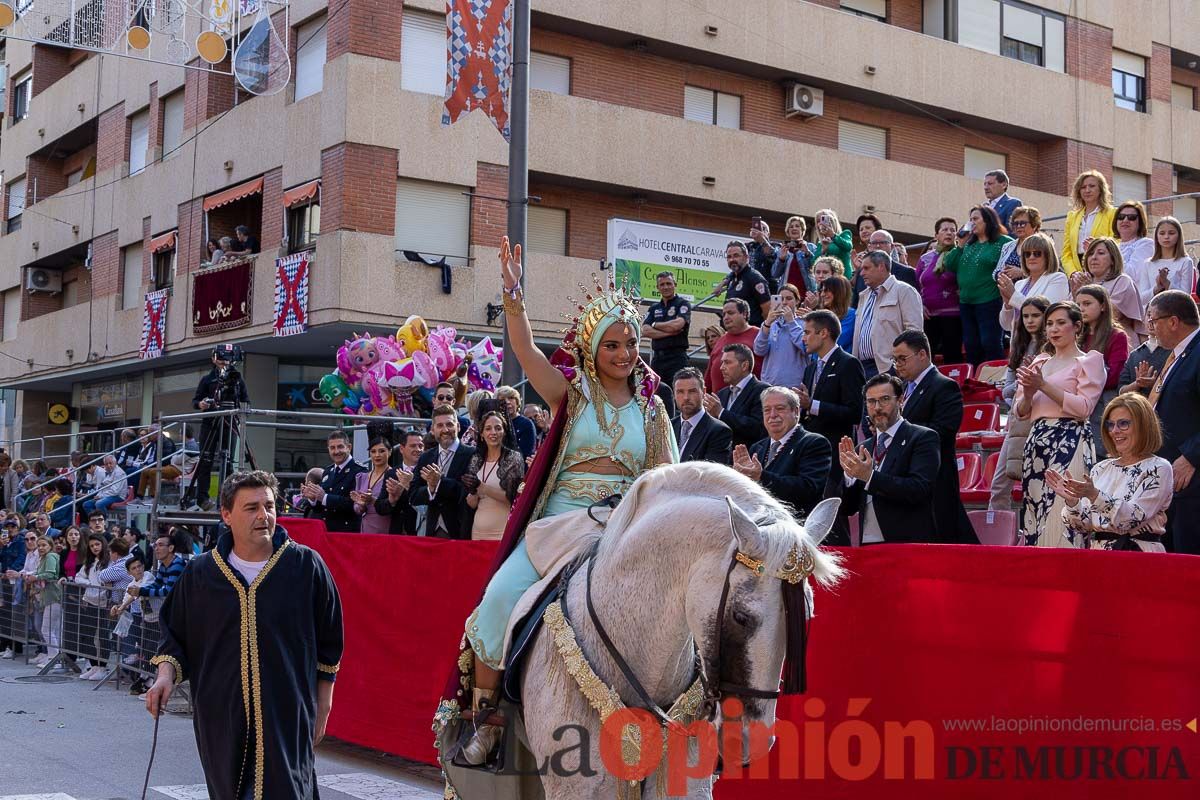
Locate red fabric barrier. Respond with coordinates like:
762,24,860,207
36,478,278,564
286,519,1200,798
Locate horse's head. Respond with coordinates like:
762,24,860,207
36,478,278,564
695,495,844,765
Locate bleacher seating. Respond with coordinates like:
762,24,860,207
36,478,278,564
937,363,972,386
967,509,1019,546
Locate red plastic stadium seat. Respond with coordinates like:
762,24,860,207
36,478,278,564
960,452,1000,505
967,509,1019,546
957,452,982,491
960,403,1001,434
937,363,972,386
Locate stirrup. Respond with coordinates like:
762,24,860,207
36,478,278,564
460,688,504,766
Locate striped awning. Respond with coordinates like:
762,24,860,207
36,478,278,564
283,179,320,208
149,229,177,254
203,177,264,212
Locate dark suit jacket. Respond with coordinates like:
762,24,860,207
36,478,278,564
842,419,940,543
511,414,537,459
801,346,865,459
673,413,733,465
408,444,477,538
900,368,978,544
992,195,1022,229
316,460,368,532
717,376,769,448
750,426,832,519
1155,332,1200,554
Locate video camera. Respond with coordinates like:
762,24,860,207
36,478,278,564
210,344,247,405
212,343,245,364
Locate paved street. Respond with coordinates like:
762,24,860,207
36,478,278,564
0,657,442,799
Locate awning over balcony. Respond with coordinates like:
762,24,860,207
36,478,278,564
149,229,177,254
283,179,320,208
203,177,264,212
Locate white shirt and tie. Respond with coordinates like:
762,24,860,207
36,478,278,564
845,417,905,544
902,364,936,408
678,410,707,453
427,441,460,535
725,374,753,410
807,348,834,417
1150,327,1200,408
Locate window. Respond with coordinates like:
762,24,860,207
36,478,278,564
527,206,568,255
63,278,80,308
153,250,176,291
1173,171,1197,224
1172,83,1195,110
122,243,143,310
530,52,570,95
287,200,321,253
841,0,886,21
294,14,328,102
401,12,445,96
930,0,1065,73
6,177,25,233
1112,51,1146,113
394,179,470,266
11,73,31,122
964,146,1006,179
683,86,741,129
161,91,185,156
2,289,18,341
66,168,83,186
838,120,887,159
128,109,150,174
1111,168,1146,205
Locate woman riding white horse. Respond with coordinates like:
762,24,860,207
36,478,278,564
434,238,677,764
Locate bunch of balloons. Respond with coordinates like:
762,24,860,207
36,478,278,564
313,316,504,417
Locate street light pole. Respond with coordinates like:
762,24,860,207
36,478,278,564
501,0,530,389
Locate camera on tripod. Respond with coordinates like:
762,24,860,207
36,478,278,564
211,344,246,408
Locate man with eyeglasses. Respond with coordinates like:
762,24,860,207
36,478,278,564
852,229,919,307
1117,310,1171,397
1144,290,1200,554
839,374,940,544
128,531,186,604
983,169,1022,230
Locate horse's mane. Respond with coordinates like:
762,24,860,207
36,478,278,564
596,461,844,587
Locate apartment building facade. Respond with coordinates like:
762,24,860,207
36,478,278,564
1,0,1198,467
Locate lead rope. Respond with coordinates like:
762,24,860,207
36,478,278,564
141,712,160,800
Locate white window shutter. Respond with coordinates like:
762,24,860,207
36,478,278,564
401,12,447,96
530,52,570,94
957,0,1000,55
162,92,185,155
394,179,470,266
527,206,568,255
683,86,715,123
964,146,1006,180
129,111,150,175
1002,5,1043,46
838,120,887,159
122,244,144,311
1111,168,1146,205
294,15,328,101
1112,51,1146,78
7,178,26,219
1043,17,1065,73
842,0,886,17
715,93,741,129
1172,82,1194,109
3,290,19,341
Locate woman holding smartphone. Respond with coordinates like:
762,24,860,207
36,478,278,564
809,209,854,280
753,283,808,387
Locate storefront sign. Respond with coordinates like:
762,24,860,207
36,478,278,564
606,218,733,307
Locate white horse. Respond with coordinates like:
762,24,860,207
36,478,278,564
517,460,845,799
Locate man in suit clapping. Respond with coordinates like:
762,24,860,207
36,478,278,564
702,344,768,448
672,368,732,465
408,406,477,538
733,387,831,520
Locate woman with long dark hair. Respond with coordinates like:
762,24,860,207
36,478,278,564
462,411,525,541
75,533,111,679
1014,301,1105,547
989,296,1049,511
350,437,399,534
943,204,1013,364
1076,284,1130,459
818,274,857,351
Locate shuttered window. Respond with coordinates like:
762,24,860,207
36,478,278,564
1111,168,1146,205
841,0,886,20
530,52,570,94
964,146,1006,180
958,0,1000,55
129,110,150,175
401,12,445,96
394,179,470,266
838,120,887,159
7,177,26,220
161,91,185,156
683,86,740,129
3,289,19,341
527,206,568,255
122,244,144,310
294,15,328,102
1172,83,1195,110
1173,171,1197,224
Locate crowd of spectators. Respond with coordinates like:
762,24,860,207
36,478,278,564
204,225,262,266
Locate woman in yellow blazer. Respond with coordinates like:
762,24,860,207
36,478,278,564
1061,169,1116,276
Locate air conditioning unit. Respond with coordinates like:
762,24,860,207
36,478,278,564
26,268,62,294
785,83,824,119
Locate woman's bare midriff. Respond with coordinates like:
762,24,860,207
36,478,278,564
562,458,631,476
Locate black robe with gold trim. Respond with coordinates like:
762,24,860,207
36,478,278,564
153,526,343,800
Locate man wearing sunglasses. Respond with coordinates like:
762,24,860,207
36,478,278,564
1144,290,1200,554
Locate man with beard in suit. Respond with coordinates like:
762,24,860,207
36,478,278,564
734,386,831,520
672,367,732,465
409,405,477,538
840,374,940,543
891,330,979,544
302,429,367,532
702,343,768,448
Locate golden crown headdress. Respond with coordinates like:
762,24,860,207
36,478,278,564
559,270,642,360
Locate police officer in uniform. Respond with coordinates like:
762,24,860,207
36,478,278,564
641,271,693,416
718,240,772,327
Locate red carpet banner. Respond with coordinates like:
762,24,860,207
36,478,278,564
286,520,1200,799
272,252,310,337
193,256,253,335
139,289,169,359
442,0,513,140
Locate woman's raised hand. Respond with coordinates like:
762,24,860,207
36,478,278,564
500,236,523,292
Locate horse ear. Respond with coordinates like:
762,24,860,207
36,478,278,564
725,496,761,552
803,497,842,546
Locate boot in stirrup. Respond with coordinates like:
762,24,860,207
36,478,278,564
461,687,504,765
